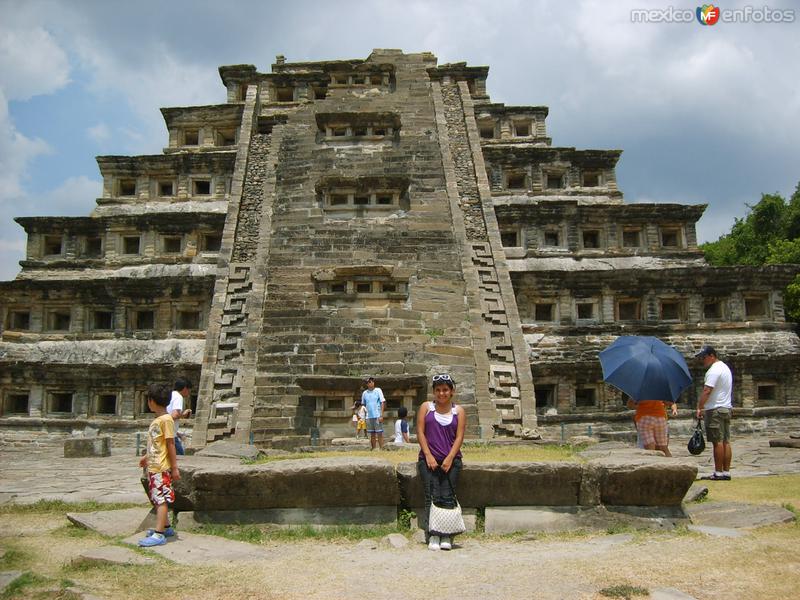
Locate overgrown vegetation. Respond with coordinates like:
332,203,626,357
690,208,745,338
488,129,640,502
598,584,649,599
0,499,143,516
0,572,51,600
0,547,29,570
424,328,445,341
701,181,800,322
398,509,416,529
195,522,404,543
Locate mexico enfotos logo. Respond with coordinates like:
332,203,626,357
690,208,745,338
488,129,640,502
631,4,796,24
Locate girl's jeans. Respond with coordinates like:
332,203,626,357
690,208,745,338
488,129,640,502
417,457,462,533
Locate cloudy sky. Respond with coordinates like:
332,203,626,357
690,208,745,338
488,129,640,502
1,0,798,279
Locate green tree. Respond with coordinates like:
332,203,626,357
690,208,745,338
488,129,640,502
701,183,800,323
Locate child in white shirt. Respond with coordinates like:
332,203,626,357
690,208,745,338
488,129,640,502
394,406,410,444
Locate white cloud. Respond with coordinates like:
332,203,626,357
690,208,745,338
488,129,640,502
0,24,70,100
0,90,52,200
70,38,221,154
36,175,101,217
0,16,70,204
87,122,111,144
0,14,73,280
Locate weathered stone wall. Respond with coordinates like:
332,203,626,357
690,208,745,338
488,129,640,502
495,201,704,258
245,52,479,446
0,362,201,421
440,84,486,241
173,455,697,516
193,82,265,445
0,421,194,448
434,77,537,436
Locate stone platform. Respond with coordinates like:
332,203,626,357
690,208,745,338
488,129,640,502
172,450,697,526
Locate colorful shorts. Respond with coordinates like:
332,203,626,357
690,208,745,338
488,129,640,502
637,416,668,447
366,417,383,434
147,471,175,506
357,419,366,431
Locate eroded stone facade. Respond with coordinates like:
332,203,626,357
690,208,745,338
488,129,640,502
2,50,799,447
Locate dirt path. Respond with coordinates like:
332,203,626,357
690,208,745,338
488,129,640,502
2,511,799,600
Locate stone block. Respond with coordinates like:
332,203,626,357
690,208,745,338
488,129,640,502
484,506,583,534
686,501,796,529
122,530,270,566
67,507,153,536
578,463,601,506
194,441,262,460
398,461,582,508
64,436,111,458
769,438,800,448
174,456,399,512
72,545,155,567
0,572,24,595
687,524,745,538
590,455,697,506
382,533,409,548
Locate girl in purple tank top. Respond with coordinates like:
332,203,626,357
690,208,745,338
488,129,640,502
417,373,466,551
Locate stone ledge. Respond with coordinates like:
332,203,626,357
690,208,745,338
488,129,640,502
174,456,400,511
173,455,697,522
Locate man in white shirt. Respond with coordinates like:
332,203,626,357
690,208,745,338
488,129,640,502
695,346,734,480
167,377,193,455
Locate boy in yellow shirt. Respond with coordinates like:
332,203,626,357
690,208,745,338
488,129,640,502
138,383,180,547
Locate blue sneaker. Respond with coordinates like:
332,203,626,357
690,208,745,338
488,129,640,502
146,527,175,537
138,532,166,547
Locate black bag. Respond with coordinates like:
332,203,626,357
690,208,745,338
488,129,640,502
687,419,705,455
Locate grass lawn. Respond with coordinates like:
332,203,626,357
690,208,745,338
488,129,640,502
701,473,800,511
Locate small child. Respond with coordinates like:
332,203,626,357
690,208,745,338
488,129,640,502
351,400,360,438
357,402,367,439
138,383,180,547
394,405,410,445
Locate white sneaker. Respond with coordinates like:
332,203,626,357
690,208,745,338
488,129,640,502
428,535,440,551
440,536,452,551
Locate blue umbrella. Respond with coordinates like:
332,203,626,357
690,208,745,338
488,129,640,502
599,336,692,402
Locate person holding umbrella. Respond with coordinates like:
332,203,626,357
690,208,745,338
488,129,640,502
626,397,677,455
600,336,693,457
695,346,733,481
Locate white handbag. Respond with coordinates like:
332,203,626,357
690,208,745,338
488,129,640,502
428,500,466,535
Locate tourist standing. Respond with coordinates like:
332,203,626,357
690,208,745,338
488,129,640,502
168,377,193,455
417,373,466,551
357,402,367,439
138,383,180,547
695,346,734,480
361,377,386,450
351,400,360,438
394,405,410,445
627,398,675,457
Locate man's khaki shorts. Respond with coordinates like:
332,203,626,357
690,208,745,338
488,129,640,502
705,407,731,443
